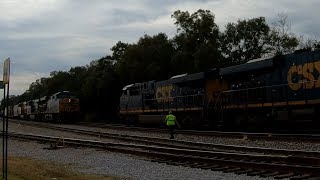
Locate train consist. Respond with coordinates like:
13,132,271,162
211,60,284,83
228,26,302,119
5,91,80,123
120,50,320,131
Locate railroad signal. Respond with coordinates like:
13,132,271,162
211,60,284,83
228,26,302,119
3,58,10,84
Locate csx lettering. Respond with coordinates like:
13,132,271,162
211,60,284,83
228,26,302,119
156,85,173,103
287,61,320,90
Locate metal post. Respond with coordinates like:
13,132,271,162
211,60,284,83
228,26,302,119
5,81,9,179
2,83,5,180
2,83,7,180
2,57,10,180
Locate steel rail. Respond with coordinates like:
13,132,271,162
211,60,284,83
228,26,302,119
11,120,320,158
6,132,320,178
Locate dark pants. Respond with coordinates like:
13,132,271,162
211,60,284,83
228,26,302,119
168,125,175,139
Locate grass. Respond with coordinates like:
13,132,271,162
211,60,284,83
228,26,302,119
0,156,120,180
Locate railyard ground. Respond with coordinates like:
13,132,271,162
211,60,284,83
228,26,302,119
0,156,117,180
2,121,277,179
3,138,263,180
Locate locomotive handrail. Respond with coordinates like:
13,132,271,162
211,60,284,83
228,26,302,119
216,78,320,108
144,93,204,101
212,91,224,110
140,93,204,112
221,79,320,93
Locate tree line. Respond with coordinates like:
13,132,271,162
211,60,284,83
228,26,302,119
3,9,320,121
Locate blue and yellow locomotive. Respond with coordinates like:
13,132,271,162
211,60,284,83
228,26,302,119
120,50,320,131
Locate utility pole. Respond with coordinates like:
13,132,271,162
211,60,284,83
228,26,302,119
2,57,10,180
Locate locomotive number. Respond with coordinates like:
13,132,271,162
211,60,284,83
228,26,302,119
287,61,320,90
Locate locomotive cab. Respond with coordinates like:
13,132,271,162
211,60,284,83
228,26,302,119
26,100,38,120
120,81,155,125
13,104,21,118
120,81,155,112
46,91,80,122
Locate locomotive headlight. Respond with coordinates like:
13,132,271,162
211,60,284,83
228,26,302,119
69,99,71,103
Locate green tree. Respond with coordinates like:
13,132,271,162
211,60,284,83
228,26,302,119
110,41,130,62
81,57,121,119
116,33,175,83
171,9,221,72
221,17,270,65
69,66,88,94
298,36,320,50
269,13,299,54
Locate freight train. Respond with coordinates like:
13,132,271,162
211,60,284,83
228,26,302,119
120,50,320,131
5,91,80,123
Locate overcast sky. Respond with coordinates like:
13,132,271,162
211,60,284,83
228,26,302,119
0,0,319,95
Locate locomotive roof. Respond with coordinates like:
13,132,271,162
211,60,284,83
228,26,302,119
122,84,134,90
157,72,205,85
220,55,275,76
53,91,76,96
39,96,47,102
26,100,37,104
170,73,188,79
17,102,25,106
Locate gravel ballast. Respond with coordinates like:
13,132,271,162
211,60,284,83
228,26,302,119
15,120,320,152
5,139,271,180
5,120,311,179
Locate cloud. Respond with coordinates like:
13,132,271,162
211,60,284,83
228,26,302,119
4,70,47,96
0,0,60,22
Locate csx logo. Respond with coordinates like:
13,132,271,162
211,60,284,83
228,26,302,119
156,85,173,102
287,61,320,90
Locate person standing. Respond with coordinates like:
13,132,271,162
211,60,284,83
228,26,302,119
165,111,179,139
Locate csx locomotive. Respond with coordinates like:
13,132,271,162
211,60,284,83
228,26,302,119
120,50,320,131
7,91,80,123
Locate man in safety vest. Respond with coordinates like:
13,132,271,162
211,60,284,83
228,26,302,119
165,111,180,139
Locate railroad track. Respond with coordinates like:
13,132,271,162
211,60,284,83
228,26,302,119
12,120,320,157
11,119,320,142
76,122,320,143
6,132,320,179
7,120,320,179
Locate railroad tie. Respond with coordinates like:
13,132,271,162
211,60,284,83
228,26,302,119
223,167,241,173
201,165,220,170
289,174,313,180
233,169,255,175
273,172,295,179
210,166,229,171
193,164,213,169
190,163,206,168
259,171,280,177
246,170,266,176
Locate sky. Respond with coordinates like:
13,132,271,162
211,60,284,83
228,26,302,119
0,0,319,96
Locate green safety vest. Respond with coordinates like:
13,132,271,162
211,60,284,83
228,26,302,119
165,114,176,126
